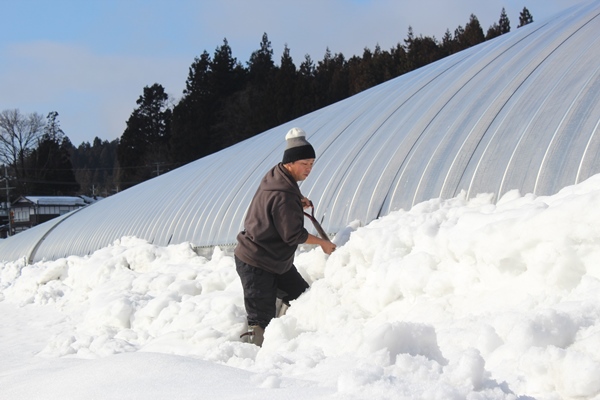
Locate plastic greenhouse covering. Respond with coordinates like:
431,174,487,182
2,0,600,263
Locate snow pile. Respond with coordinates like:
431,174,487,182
3,175,600,399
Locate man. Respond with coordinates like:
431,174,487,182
234,127,336,346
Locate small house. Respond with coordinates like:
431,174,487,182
10,196,87,234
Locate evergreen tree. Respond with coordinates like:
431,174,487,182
247,33,275,84
273,45,298,124
348,50,376,95
169,51,213,165
93,139,118,196
404,26,415,63
518,7,534,27
26,112,79,195
295,54,317,116
454,25,465,47
348,44,396,95
499,8,511,34
458,14,485,49
441,29,458,55
71,137,118,197
117,84,171,189
486,8,510,40
371,44,397,84
315,48,348,107
486,22,502,40
44,111,63,141
211,39,244,98
246,33,278,135
208,39,247,149
389,42,409,76
406,29,443,70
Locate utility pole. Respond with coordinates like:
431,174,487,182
2,165,15,236
153,161,164,176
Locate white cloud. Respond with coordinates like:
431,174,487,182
0,41,188,144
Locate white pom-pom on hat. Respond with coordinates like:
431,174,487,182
286,127,306,140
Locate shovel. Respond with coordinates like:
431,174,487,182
303,201,331,242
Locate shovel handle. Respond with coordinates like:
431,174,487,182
303,202,331,242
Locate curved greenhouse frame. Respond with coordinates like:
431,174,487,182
2,1,599,262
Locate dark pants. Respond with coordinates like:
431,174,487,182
235,256,309,329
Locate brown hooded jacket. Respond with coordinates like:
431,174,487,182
234,163,309,274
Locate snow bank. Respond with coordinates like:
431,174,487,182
3,175,600,399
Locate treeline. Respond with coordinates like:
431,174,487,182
1,7,534,197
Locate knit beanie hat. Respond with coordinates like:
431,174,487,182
282,127,316,164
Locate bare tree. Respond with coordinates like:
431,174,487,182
0,109,45,179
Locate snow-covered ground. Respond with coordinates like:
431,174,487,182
3,175,600,399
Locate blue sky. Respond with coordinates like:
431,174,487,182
0,0,580,146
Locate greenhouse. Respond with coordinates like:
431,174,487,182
1,1,599,263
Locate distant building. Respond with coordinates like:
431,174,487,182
9,196,89,235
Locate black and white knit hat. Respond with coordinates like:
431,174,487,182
282,127,316,164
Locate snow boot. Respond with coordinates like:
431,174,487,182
240,325,265,347
275,297,290,318
277,302,289,317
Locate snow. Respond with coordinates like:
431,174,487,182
3,175,600,399
20,196,87,206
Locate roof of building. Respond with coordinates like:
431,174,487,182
13,196,87,207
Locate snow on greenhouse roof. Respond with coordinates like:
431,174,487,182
1,0,599,263
17,196,86,206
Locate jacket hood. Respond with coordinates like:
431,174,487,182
260,163,301,196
